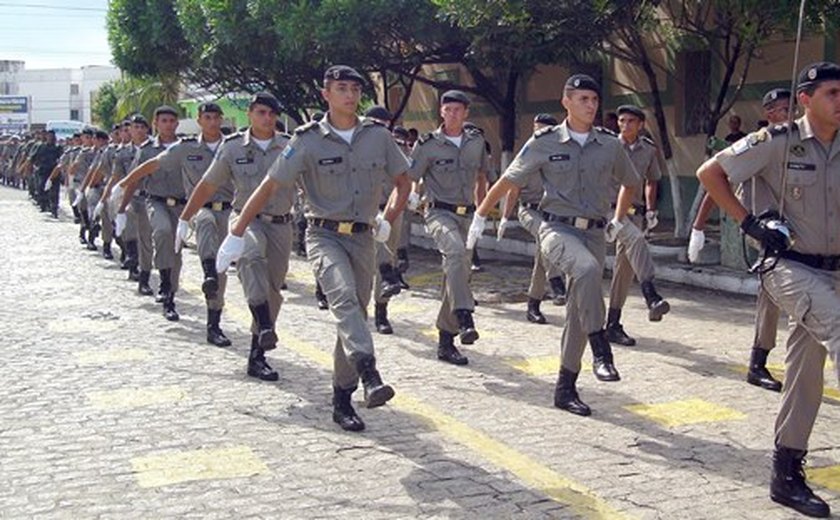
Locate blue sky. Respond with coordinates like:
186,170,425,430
0,0,113,69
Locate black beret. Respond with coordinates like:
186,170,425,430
534,113,558,126
323,65,365,85
392,126,409,139
121,119,131,127
617,104,645,121
198,102,223,115
249,92,280,113
564,74,600,93
130,114,149,127
311,111,325,122
95,129,109,140
797,61,840,92
154,105,179,118
364,105,392,122
761,88,791,107
81,128,94,136
441,90,471,106
111,124,120,131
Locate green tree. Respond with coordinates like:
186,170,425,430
92,80,119,129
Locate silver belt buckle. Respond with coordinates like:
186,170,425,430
574,217,588,230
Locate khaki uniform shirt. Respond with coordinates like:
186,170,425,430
407,126,489,206
91,143,119,184
203,129,292,215
71,146,98,185
135,136,185,198
267,117,409,223
619,135,661,206
157,135,232,202
110,143,135,183
715,115,840,256
503,121,640,219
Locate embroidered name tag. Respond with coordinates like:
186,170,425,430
787,162,816,171
235,158,254,164
434,159,454,165
187,155,203,161
318,157,342,165
549,154,570,161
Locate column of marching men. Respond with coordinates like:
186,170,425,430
3,62,840,519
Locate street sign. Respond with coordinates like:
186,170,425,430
0,95,30,133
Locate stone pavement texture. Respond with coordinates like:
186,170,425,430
1,186,840,519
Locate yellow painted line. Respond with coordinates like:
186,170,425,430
87,385,187,411
504,356,559,376
47,319,119,334
808,465,840,492
731,364,840,402
407,270,495,288
181,280,627,519
74,348,150,365
131,445,268,488
625,398,745,428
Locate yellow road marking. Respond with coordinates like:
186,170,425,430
625,398,745,427
731,364,840,402
808,465,840,492
131,445,268,488
182,280,626,519
504,355,559,376
87,385,187,411
74,348,150,365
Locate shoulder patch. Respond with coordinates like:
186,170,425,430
223,132,243,143
294,121,319,135
768,123,795,137
362,117,383,127
418,132,434,145
595,126,617,137
641,136,656,146
139,141,152,148
278,132,292,139
534,126,557,139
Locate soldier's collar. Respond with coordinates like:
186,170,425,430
620,134,641,150
243,129,284,149
557,120,603,145
798,114,816,141
152,135,177,148
433,125,472,144
318,115,363,138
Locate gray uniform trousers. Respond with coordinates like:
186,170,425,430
539,222,606,373
307,226,376,390
754,279,781,352
194,207,230,311
518,205,563,300
761,258,840,450
424,208,475,333
373,212,403,304
86,187,112,244
608,214,656,310
398,208,412,250
126,196,153,272
234,215,292,335
145,198,183,291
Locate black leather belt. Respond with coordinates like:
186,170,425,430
379,203,387,211
520,202,540,211
541,212,606,230
204,201,232,211
429,200,475,216
779,250,840,271
611,202,646,215
308,218,370,235
147,194,187,207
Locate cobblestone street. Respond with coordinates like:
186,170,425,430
2,186,840,519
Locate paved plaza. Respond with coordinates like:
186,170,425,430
1,186,839,519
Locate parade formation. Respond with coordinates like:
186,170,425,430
2,59,840,519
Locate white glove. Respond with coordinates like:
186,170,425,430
174,218,190,253
84,187,92,199
496,217,511,241
373,213,391,243
645,210,659,230
688,228,705,263
114,212,127,237
71,189,83,207
407,192,421,211
43,179,52,191
465,214,487,250
93,201,104,219
216,234,245,273
604,217,624,243
109,184,124,208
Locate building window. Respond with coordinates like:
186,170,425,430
70,83,80,95
676,50,711,136
70,109,80,121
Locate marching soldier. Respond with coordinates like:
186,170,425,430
469,74,640,415
697,62,840,518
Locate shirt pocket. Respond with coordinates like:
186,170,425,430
785,164,817,209
315,161,345,201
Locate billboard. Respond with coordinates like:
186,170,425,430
0,96,30,133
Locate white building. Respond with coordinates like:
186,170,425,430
0,60,120,127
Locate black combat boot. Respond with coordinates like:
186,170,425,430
200,258,219,300
747,347,782,392
374,302,393,335
247,336,279,381
137,270,154,296
605,308,636,346
590,330,621,382
526,297,547,324
162,293,179,321
770,446,830,518
332,386,365,431
78,224,88,245
437,330,468,365
116,237,126,267
353,354,395,408
102,241,113,260
86,224,99,251
71,205,81,225
315,282,328,310
124,240,139,279
206,309,231,347
157,268,172,304
549,276,567,306
396,247,410,274
455,309,479,345
248,302,278,350
641,281,670,322
378,263,402,299
554,368,591,416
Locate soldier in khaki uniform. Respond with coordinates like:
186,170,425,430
98,121,133,267
219,66,412,432
604,105,670,346
181,93,292,380
469,74,640,416
45,134,81,222
697,62,840,518
408,90,490,366
116,106,182,321
68,128,97,246
498,113,567,324
78,129,114,258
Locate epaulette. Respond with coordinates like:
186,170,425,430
641,135,656,146
139,140,152,148
362,117,384,127
294,121,319,135
534,126,557,139
223,132,244,142
278,132,292,139
465,126,483,136
180,136,197,142
769,122,796,137
417,132,434,145
595,126,617,137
